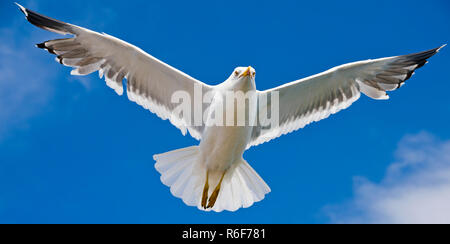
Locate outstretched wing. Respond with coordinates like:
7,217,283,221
17,3,212,140
249,45,445,148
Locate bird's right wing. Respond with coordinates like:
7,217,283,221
17,4,212,140
249,46,445,148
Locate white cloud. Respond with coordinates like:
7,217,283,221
0,2,118,141
0,25,56,140
325,132,450,224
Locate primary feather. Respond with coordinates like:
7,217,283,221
249,45,445,148
17,3,212,140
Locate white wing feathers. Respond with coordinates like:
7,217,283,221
249,45,445,148
17,4,211,140
17,4,444,147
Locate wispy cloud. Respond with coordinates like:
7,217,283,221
0,1,108,141
0,26,54,140
325,131,450,224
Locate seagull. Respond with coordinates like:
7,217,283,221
17,3,445,212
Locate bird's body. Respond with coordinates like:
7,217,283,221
200,70,257,172
193,73,258,210
200,108,250,172
16,3,444,212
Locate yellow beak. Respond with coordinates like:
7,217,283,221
239,66,253,78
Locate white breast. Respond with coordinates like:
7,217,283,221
198,88,257,172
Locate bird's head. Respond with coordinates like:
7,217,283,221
225,66,256,90
232,66,255,80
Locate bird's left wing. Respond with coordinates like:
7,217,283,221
248,46,444,148
17,4,212,140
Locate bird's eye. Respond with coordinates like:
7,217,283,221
234,71,240,76
252,72,256,76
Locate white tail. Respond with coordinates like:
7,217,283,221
153,146,271,212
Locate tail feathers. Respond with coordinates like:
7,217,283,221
209,159,271,212
154,146,202,206
154,147,271,212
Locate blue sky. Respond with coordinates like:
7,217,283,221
0,0,449,223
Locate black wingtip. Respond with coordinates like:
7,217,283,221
15,2,28,17
35,42,57,54
35,42,46,49
15,3,74,35
56,56,63,64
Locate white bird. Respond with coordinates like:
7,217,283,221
17,3,445,212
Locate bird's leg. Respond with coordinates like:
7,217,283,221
207,170,227,209
201,170,209,209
